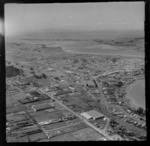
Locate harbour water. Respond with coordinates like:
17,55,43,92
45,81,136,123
127,79,145,109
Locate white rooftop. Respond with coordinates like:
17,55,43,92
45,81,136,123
81,112,92,119
87,110,104,119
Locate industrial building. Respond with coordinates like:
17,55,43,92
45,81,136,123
81,110,105,120
18,97,41,104
18,94,50,104
32,103,54,112
81,112,92,120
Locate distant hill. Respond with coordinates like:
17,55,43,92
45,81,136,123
6,29,144,41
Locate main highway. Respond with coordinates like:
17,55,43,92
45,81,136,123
39,65,118,140
39,88,115,140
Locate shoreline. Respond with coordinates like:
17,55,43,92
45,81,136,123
62,47,144,59
40,43,145,110
62,46,145,110
124,78,145,110
63,44,145,110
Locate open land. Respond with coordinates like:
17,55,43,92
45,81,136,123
6,31,146,141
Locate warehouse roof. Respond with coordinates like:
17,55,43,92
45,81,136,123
32,103,54,111
87,110,104,119
81,112,92,119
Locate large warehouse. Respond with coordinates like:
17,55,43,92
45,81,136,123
32,103,54,112
81,110,105,120
81,112,93,120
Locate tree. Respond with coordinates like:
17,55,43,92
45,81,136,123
115,81,123,87
42,73,47,79
136,107,144,115
111,58,118,63
54,77,59,80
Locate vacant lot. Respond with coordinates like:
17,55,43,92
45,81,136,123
50,127,102,141
6,91,26,107
72,127,102,141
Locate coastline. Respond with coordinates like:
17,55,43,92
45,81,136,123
62,46,144,59
42,43,144,110
124,79,145,110
62,46,145,110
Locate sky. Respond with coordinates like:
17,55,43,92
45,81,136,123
4,2,144,37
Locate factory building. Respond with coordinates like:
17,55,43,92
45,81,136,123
81,110,105,120
32,103,54,112
87,110,105,120
81,112,93,120
18,94,50,104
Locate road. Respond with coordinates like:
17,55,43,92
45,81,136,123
51,66,108,106
92,77,109,110
39,65,121,140
59,66,109,111
39,88,115,140
43,66,116,139
17,101,48,139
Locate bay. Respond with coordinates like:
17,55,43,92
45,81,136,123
127,79,145,110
